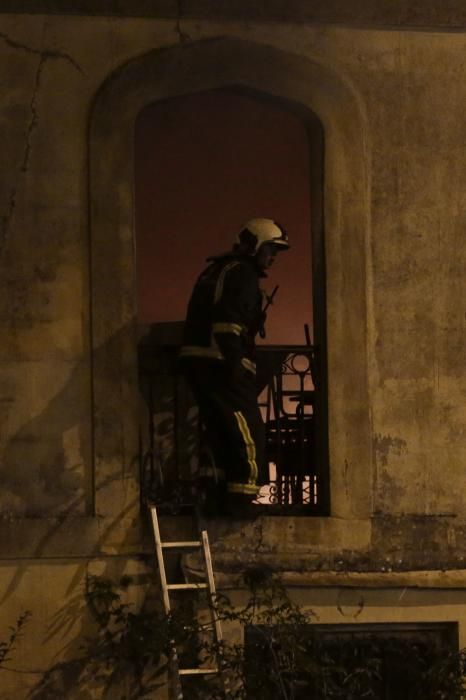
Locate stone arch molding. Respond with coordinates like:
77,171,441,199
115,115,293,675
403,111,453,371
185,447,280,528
89,37,371,523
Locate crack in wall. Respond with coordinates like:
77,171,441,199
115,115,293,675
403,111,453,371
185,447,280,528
0,32,83,249
0,31,83,73
175,0,191,44
343,459,349,497
336,592,365,619
21,54,45,175
2,189,16,251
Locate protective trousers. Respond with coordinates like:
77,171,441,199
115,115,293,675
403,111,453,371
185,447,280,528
183,360,266,497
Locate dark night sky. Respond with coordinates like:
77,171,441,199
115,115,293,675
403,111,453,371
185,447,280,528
135,89,313,344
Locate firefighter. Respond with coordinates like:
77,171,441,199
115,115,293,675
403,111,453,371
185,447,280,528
180,218,290,516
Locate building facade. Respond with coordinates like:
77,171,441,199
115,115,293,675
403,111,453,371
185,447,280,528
1,2,466,696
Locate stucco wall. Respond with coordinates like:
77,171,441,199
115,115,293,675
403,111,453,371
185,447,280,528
1,558,466,698
1,11,466,694
1,12,466,530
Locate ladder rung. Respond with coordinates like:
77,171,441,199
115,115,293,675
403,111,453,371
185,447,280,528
167,583,208,590
161,541,201,549
179,668,219,676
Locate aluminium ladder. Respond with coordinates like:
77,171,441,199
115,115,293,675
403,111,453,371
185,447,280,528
149,504,226,700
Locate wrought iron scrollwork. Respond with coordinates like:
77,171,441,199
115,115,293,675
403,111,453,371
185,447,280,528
139,340,323,513
256,345,318,508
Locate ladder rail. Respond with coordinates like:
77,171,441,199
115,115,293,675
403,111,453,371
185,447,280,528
150,506,184,700
201,529,229,696
201,530,224,646
150,505,171,615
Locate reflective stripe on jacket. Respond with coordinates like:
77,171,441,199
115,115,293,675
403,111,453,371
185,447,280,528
180,254,262,374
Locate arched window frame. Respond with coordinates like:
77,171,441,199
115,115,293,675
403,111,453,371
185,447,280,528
89,37,372,527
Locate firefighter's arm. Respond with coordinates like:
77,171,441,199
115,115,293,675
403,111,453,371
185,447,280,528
211,263,257,372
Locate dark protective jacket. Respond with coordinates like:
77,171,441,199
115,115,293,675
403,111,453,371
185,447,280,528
180,253,264,375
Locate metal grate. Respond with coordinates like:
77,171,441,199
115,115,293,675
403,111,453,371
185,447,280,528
245,622,459,699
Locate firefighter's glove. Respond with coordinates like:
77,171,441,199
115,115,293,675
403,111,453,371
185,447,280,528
257,310,267,339
249,310,267,338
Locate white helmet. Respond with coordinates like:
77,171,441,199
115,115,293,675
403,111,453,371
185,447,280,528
238,218,290,254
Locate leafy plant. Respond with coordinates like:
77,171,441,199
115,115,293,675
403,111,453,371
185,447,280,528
30,574,183,700
0,611,31,669
29,569,466,699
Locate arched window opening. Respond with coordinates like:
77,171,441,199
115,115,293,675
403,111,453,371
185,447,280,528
135,88,329,514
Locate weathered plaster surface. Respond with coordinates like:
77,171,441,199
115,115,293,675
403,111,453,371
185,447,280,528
0,16,177,518
0,11,465,541
0,557,154,699
0,25,83,247
1,14,466,694
2,555,466,699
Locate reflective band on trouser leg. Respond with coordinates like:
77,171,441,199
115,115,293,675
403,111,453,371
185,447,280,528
241,357,256,375
230,411,259,494
228,482,259,495
212,322,243,336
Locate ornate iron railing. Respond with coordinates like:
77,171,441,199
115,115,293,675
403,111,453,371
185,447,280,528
255,345,319,510
138,335,328,514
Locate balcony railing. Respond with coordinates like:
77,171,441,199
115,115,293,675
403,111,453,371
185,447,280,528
138,326,328,514
256,345,318,510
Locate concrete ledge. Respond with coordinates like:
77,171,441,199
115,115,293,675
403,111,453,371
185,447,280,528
214,568,466,589
3,1,466,30
207,515,372,552
0,514,370,559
